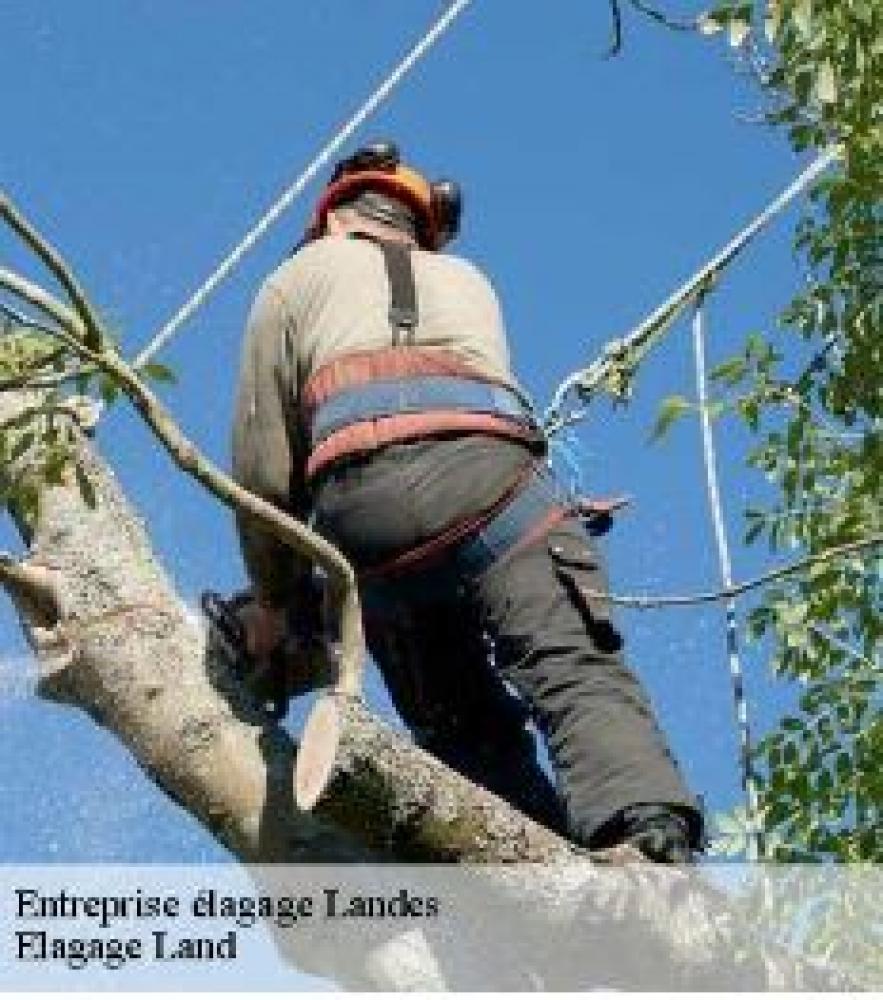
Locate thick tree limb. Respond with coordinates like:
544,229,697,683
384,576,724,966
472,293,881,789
0,397,366,864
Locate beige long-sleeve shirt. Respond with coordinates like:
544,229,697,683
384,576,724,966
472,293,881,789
232,233,519,603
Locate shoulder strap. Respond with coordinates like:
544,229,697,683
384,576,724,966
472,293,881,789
349,233,418,346
378,240,418,346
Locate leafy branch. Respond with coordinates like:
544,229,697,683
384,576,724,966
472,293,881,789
0,195,104,350
0,193,366,707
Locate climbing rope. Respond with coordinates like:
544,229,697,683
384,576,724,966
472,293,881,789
543,146,842,435
132,0,474,370
692,297,761,861
543,147,841,861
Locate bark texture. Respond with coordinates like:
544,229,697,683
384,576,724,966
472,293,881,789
0,407,854,990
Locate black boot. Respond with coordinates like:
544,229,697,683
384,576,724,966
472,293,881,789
589,804,697,862
619,804,695,863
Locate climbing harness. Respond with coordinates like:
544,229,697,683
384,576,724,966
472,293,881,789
308,370,538,452
358,460,623,618
298,230,622,614
300,231,546,480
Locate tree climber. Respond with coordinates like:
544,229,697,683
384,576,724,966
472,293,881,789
231,141,703,862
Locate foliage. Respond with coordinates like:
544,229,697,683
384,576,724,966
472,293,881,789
695,0,882,862
0,326,93,525
0,318,174,526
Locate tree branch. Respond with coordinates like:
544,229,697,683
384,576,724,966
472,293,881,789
581,534,883,609
0,248,365,707
628,0,698,33
0,266,84,337
0,191,105,349
603,0,697,57
605,0,624,56
0,299,63,339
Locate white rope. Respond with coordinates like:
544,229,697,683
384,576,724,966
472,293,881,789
545,145,842,431
692,299,762,862
132,0,474,370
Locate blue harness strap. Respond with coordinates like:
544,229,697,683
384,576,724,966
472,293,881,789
455,465,565,577
309,375,540,448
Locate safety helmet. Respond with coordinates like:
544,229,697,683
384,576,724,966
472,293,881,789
307,140,462,251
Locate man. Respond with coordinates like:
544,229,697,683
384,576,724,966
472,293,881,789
232,141,703,861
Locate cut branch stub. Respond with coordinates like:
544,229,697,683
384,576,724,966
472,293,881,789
295,691,344,811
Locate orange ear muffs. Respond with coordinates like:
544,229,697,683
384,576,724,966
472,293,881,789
306,141,462,251
430,179,462,250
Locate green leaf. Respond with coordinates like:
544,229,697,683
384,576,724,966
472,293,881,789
728,17,750,48
793,0,813,37
98,375,120,406
814,61,837,105
711,355,748,386
10,431,35,461
649,394,692,442
737,395,760,431
140,362,178,385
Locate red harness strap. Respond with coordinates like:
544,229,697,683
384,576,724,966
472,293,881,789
358,460,542,582
302,347,543,480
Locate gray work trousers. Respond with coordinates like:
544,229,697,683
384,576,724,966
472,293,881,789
312,434,702,848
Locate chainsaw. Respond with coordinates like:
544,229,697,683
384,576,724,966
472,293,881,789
200,576,336,720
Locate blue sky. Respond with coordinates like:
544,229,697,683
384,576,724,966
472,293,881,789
0,1,817,863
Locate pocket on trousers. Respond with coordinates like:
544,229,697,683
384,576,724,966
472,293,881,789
547,531,623,654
